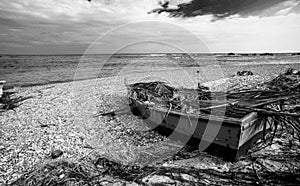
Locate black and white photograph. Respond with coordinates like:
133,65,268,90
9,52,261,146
1,0,300,185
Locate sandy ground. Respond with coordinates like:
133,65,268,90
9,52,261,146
0,68,299,185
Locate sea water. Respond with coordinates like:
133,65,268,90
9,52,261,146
0,53,300,88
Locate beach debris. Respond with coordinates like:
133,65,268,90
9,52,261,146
0,92,32,112
51,150,64,159
0,82,33,112
237,71,254,76
264,73,300,91
285,68,300,75
11,155,300,186
10,160,98,186
0,80,5,98
228,71,300,139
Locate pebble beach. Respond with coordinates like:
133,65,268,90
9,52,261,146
2,0,300,183
1,61,300,184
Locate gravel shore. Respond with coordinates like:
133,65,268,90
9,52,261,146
0,75,167,184
0,68,298,184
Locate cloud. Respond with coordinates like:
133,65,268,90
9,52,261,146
0,0,299,54
180,12,300,53
150,0,299,19
0,0,159,54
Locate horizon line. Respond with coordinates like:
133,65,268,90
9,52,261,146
1,51,300,56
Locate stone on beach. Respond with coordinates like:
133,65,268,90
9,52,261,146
51,150,64,159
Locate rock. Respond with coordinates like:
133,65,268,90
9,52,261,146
51,150,64,159
40,124,49,128
237,71,254,76
142,175,175,185
180,174,198,182
227,52,235,56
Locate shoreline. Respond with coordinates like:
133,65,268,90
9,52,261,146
2,59,300,90
3,77,101,90
2,67,274,91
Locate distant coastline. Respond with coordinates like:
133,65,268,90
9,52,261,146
0,52,300,56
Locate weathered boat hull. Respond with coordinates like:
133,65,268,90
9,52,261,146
130,99,270,160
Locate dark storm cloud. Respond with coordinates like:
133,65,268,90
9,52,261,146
150,0,293,18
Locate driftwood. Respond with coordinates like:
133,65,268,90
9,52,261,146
11,154,300,186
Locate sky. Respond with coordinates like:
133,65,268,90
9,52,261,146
0,0,300,54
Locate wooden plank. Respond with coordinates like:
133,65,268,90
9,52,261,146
238,114,270,149
150,104,243,125
145,105,241,150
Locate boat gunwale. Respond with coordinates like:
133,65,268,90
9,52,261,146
132,99,255,126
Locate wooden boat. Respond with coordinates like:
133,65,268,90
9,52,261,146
128,82,271,160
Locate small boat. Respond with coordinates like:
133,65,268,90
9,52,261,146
127,82,270,160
